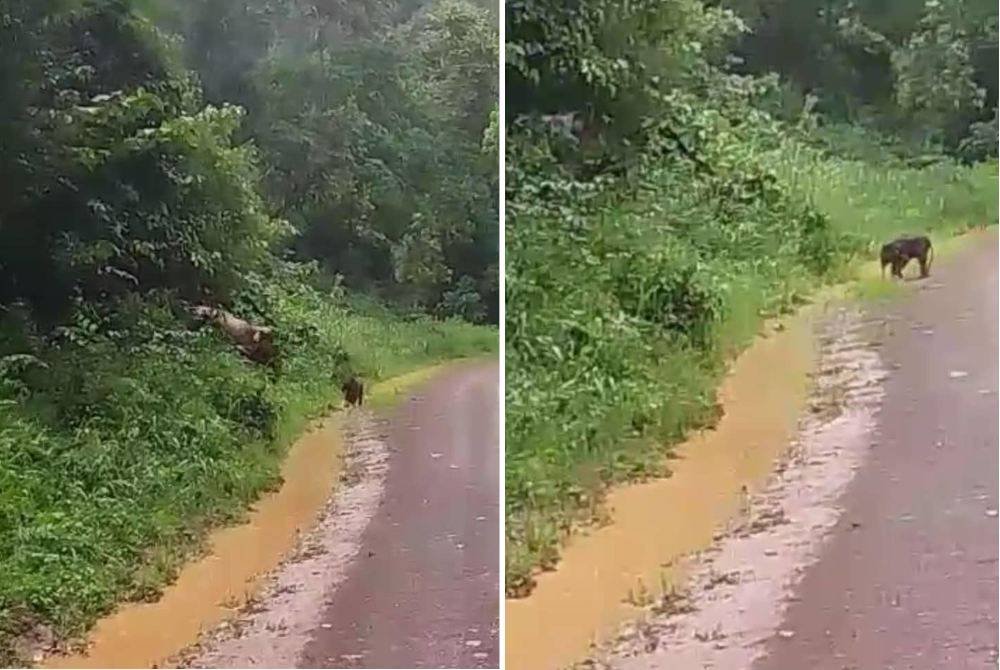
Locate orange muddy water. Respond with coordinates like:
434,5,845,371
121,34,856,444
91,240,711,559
44,365,451,669
505,310,821,670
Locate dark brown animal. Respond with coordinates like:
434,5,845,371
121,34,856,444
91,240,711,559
880,235,934,279
192,305,277,366
342,376,364,407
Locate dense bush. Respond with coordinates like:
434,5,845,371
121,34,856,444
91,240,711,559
168,0,500,318
718,0,997,157
0,5,283,324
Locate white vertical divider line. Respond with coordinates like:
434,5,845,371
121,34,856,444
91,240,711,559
497,0,507,666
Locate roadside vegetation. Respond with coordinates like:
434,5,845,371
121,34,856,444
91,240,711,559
0,0,496,662
505,0,998,595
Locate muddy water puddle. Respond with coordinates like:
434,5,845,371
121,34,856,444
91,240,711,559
505,307,825,670
43,364,452,669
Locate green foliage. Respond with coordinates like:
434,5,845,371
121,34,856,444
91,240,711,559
505,135,844,593
718,0,997,156
957,107,999,162
482,105,499,158
159,0,500,318
774,147,999,241
506,138,996,595
507,0,748,168
0,2,283,323
891,0,986,148
437,275,488,322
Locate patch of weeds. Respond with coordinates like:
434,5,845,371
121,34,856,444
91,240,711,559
623,578,658,608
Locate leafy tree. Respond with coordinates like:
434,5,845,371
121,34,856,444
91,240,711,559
507,0,747,165
0,1,282,324
716,0,997,155
891,0,986,148
148,0,500,320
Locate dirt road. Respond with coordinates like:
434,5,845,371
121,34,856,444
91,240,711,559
300,361,500,669
755,235,999,669
186,361,499,669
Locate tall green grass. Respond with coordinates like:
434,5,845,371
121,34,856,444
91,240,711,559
0,282,495,664
505,145,997,595
775,146,998,244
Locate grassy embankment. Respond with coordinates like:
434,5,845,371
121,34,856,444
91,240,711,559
0,285,495,663
505,148,997,595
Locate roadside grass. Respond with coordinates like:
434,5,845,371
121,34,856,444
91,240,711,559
779,154,997,243
505,152,998,596
851,276,908,302
0,291,495,665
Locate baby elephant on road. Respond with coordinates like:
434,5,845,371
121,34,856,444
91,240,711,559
880,235,934,279
342,376,364,407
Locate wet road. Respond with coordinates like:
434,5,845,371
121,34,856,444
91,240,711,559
298,361,500,669
755,233,999,669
